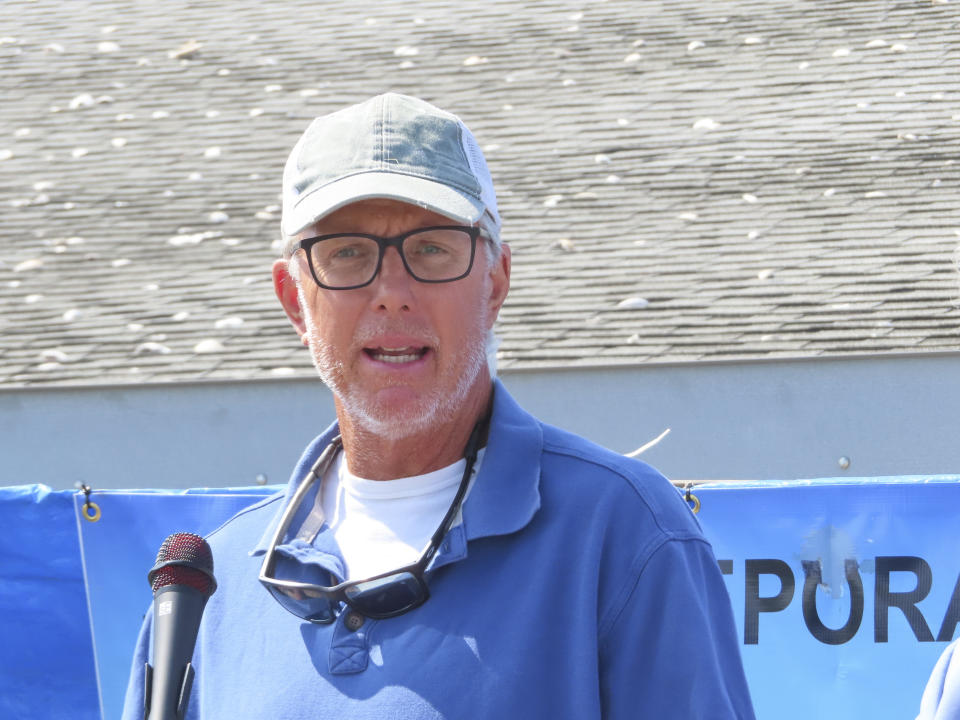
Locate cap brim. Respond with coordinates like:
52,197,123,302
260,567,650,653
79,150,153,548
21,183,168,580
282,172,487,237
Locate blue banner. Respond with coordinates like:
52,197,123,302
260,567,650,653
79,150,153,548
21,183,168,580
73,487,276,720
694,477,960,720
0,485,99,720
2,478,956,719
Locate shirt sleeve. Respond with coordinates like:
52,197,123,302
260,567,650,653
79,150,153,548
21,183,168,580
917,640,960,720
598,535,756,720
120,607,153,720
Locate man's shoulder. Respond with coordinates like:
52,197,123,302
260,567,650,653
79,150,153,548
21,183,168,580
205,491,285,552
201,426,339,555
539,421,661,479
536,421,701,538
492,381,672,490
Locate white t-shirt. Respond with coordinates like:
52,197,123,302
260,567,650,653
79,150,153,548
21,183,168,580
320,449,484,580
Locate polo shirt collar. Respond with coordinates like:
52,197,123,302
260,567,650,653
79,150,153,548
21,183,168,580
250,379,542,556
250,426,340,556
461,378,542,541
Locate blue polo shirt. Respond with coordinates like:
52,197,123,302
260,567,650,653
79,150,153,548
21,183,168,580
122,381,755,719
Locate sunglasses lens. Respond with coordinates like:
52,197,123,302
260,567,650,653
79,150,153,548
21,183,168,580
265,583,336,624
344,572,426,618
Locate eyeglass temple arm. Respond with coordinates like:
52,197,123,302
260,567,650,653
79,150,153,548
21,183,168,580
420,417,487,566
260,437,342,578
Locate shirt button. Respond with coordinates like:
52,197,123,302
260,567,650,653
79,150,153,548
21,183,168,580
344,611,365,631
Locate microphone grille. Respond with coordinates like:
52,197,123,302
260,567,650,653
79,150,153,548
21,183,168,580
148,532,217,596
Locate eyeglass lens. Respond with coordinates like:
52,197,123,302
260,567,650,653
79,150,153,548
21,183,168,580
270,585,336,623
269,570,425,621
309,228,474,288
344,572,425,616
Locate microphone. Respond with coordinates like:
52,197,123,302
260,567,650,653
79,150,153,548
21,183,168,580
144,533,217,720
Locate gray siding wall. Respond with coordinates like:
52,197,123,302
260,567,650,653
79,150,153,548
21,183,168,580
2,353,957,490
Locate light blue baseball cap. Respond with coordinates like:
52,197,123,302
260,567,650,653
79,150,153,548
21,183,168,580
282,93,501,238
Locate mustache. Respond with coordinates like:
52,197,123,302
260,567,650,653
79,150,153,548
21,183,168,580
351,321,440,348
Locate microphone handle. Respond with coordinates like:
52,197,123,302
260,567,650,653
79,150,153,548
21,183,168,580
146,585,207,720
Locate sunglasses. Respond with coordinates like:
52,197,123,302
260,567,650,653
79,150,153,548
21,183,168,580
259,419,486,623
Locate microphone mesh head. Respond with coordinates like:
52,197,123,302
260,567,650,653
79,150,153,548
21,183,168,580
148,532,216,596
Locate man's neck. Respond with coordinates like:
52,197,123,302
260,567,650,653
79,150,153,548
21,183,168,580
335,381,492,480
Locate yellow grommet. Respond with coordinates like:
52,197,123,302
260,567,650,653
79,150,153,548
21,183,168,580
83,502,101,522
686,492,701,514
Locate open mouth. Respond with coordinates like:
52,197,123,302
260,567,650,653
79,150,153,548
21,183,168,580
364,346,430,364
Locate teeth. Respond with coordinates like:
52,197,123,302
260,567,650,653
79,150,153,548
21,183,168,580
371,350,421,364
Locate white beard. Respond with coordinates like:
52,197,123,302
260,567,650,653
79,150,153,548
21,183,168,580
300,289,491,441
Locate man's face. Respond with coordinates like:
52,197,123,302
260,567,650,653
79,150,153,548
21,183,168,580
277,199,510,439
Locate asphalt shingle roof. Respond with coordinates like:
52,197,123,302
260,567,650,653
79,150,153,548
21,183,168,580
1,0,958,387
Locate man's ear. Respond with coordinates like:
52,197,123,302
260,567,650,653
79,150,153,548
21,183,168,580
272,258,309,344
486,242,511,329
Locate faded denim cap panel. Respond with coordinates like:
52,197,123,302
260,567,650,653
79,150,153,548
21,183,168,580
282,93,499,237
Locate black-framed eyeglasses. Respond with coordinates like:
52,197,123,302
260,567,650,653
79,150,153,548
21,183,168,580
290,225,484,290
259,418,486,623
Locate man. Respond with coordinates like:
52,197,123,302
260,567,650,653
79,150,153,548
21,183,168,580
122,93,755,718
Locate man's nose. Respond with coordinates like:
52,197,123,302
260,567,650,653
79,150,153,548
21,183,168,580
370,246,415,310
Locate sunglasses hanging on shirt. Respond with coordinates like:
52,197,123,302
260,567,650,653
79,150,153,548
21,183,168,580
259,416,487,623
